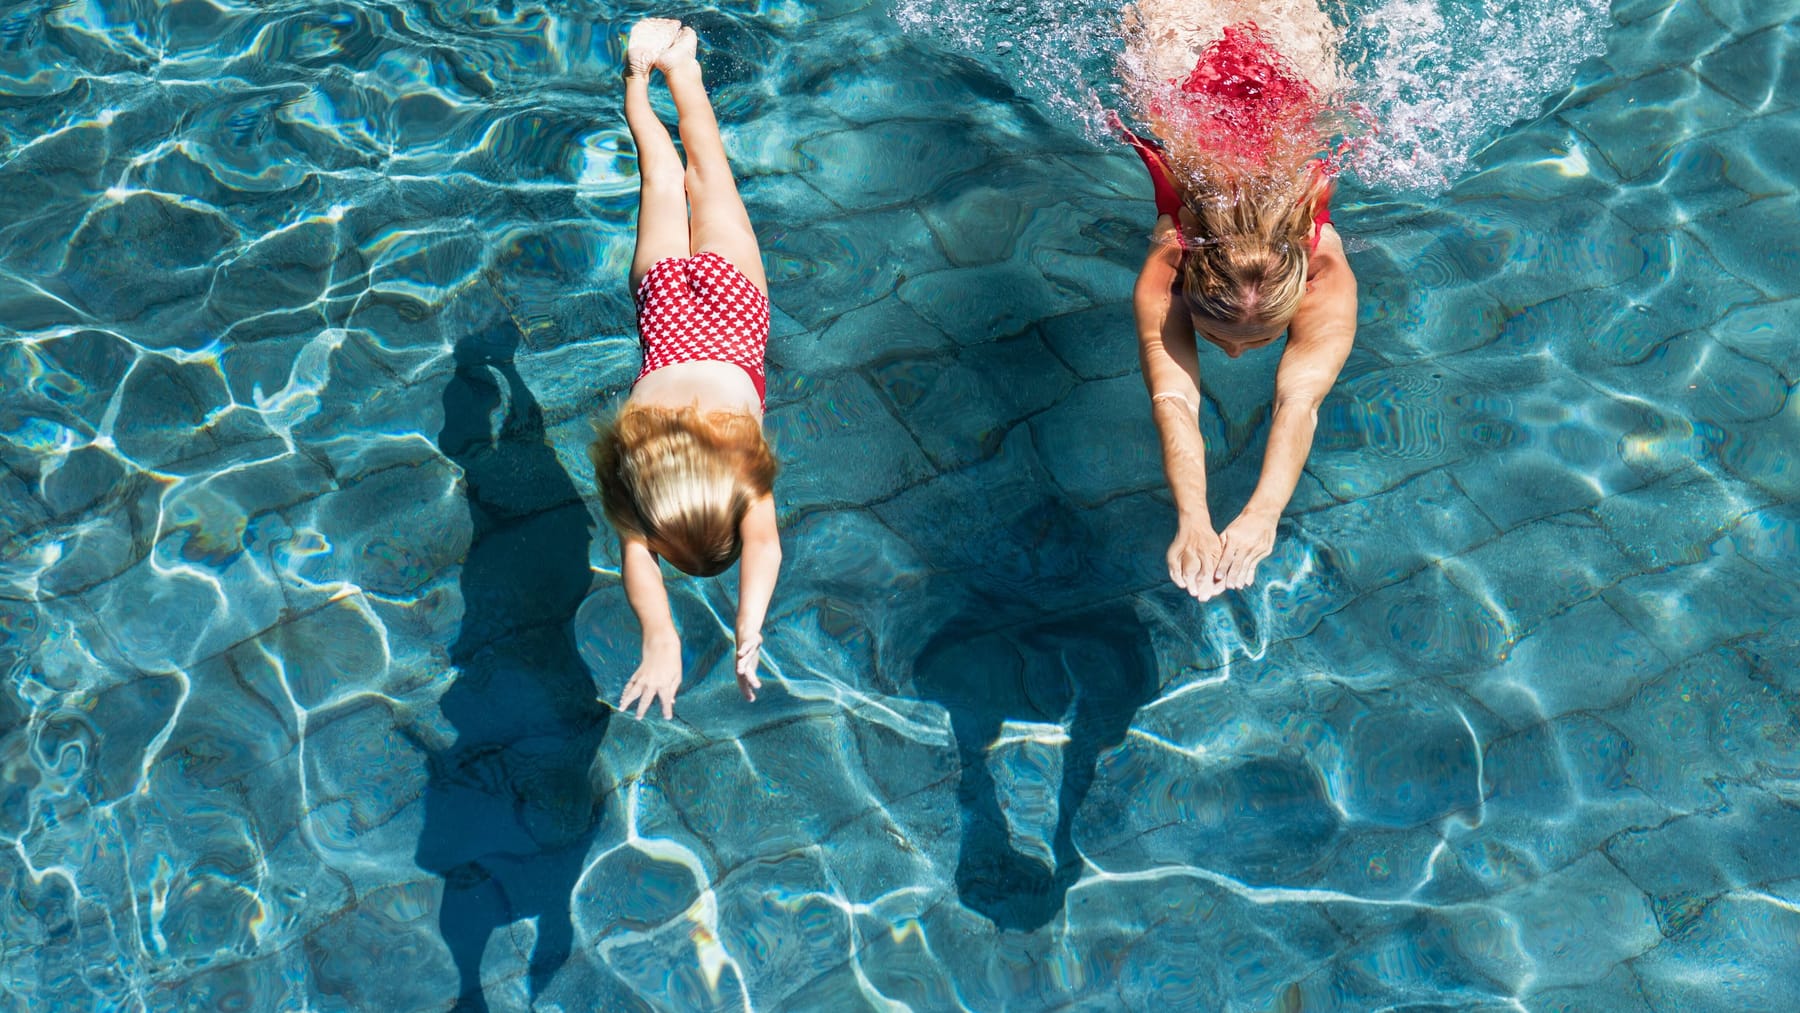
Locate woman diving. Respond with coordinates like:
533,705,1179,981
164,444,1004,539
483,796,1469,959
1116,0,1360,601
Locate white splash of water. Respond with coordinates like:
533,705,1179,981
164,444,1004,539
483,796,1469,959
1342,0,1611,190
892,0,1614,193
891,0,1128,132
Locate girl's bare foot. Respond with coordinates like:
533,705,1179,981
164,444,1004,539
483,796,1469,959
626,18,682,78
655,25,698,73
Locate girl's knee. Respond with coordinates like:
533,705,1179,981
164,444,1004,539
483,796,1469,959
642,166,687,196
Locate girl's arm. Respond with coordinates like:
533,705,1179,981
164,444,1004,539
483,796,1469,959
1135,215,1226,600
1214,234,1358,588
619,536,684,718
732,494,781,701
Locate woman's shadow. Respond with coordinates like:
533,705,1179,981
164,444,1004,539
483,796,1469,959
414,304,611,1011
912,592,1158,933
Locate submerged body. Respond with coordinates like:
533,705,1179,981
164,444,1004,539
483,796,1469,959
1118,0,1360,600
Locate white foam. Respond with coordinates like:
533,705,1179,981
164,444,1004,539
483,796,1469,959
1342,0,1611,191
892,0,1127,132
893,0,1613,193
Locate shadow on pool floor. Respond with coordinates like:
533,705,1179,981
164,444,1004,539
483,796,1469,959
413,296,613,1011
913,597,1159,932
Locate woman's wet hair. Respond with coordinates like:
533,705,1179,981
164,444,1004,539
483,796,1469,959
1178,169,1329,338
591,404,777,576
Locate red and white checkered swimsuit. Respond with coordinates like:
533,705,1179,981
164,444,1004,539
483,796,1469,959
634,251,770,406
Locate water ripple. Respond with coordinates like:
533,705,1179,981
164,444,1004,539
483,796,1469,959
2,0,1798,1010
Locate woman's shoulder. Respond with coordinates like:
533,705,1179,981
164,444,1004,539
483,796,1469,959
1305,225,1354,285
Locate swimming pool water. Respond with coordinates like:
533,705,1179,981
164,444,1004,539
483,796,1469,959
3,0,1798,1010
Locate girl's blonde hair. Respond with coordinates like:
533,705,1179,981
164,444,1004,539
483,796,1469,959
1179,170,1329,338
591,404,777,577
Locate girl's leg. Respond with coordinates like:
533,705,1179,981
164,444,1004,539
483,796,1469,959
657,30,768,295
625,20,691,292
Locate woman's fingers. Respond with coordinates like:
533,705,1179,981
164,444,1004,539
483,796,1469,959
656,684,675,720
1217,538,1243,586
1213,532,1240,584
1193,549,1224,599
1180,549,1208,597
1169,534,1225,600
1245,544,1270,586
1225,536,1271,588
1211,529,1270,590
1227,550,1256,588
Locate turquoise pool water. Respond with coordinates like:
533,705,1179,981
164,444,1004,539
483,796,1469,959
3,0,1798,1010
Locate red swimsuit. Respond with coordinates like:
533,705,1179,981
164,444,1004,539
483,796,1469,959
634,251,770,406
1172,22,1323,167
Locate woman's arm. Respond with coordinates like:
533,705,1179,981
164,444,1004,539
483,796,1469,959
732,494,781,701
1136,215,1228,600
619,536,684,718
1214,234,1358,588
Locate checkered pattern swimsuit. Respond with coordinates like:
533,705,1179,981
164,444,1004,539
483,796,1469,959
634,252,770,406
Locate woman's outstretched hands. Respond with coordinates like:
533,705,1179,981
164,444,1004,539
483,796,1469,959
1168,510,1280,598
1216,508,1279,590
621,636,682,719
734,628,764,702
1168,524,1225,600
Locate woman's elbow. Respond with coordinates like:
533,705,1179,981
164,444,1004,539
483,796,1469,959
1273,394,1323,424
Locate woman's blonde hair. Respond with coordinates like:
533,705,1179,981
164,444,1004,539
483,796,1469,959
1179,170,1329,339
591,404,777,577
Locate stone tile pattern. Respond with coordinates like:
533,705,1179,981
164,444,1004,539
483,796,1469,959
1,0,1797,1011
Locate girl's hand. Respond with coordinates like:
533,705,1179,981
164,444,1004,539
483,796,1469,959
1216,509,1279,590
621,636,682,719
1168,524,1225,601
734,629,764,702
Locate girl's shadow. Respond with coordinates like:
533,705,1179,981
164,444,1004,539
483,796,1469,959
912,597,1157,933
414,307,611,1011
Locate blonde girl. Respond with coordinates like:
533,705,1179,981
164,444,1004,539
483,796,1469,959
592,19,779,719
